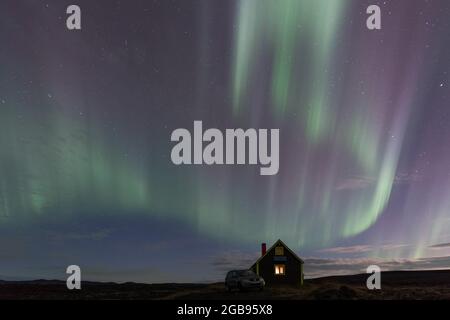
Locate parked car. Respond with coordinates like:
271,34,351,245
225,269,265,291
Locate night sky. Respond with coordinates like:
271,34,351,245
1,0,450,282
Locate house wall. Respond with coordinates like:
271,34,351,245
251,244,303,287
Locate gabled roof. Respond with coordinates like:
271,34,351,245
251,239,304,268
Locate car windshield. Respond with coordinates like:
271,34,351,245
237,270,255,276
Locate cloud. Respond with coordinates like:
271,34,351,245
303,256,450,278
47,228,113,241
429,243,450,249
319,245,373,254
141,240,179,252
210,251,450,280
80,266,184,283
319,244,409,255
336,172,423,191
210,250,259,273
336,177,374,191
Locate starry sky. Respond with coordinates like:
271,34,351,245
1,0,450,282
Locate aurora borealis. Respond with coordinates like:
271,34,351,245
1,0,450,282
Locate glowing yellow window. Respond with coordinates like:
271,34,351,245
274,264,285,275
275,246,284,255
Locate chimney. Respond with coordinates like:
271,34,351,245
261,243,267,256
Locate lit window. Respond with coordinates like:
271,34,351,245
274,264,285,275
275,246,284,256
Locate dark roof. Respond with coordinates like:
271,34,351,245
251,239,304,268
